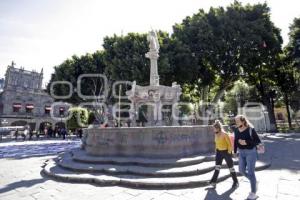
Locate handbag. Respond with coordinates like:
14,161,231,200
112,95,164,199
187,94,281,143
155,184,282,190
249,128,265,154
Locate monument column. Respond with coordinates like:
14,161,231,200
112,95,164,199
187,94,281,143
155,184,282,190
145,30,160,86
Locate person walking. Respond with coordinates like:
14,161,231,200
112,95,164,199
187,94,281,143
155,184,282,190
234,115,261,200
14,129,19,140
209,120,239,189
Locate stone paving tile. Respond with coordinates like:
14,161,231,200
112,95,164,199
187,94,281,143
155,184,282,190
123,188,143,197
0,194,35,200
126,189,164,200
86,194,112,200
101,191,136,200
0,190,18,198
182,189,211,200
152,192,188,200
277,179,300,196
162,189,191,197
277,193,300,200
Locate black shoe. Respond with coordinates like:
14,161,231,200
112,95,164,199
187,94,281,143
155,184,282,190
208,182,216,189
232,182,239,189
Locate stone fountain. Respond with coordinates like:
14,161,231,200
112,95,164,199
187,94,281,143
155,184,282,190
82,30,214,158
42,30,271,189
126,30,182,126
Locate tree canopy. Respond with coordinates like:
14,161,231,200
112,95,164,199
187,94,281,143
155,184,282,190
47,1,299,131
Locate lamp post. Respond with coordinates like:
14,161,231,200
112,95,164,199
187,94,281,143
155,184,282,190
118,84,122,127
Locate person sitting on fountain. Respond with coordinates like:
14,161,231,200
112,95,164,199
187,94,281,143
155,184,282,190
136,110,148,127
209,120,239,189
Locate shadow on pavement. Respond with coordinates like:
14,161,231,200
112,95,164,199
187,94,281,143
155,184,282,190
203,187,237,200
0,177,47,194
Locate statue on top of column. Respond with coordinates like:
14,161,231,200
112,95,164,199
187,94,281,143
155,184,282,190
147,30,159,53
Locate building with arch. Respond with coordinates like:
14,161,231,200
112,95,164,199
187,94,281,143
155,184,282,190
0,63,67,131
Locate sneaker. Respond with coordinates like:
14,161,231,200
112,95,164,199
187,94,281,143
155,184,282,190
232,181,239,189
247,192,258,200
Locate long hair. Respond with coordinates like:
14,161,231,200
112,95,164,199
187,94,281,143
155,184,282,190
213,120,225,132
235,115,254,128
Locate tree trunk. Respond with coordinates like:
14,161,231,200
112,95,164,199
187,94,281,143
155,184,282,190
284,92,292,129
262,97,277,132
257,80,277,132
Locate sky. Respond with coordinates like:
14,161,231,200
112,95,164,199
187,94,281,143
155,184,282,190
0,0,299,87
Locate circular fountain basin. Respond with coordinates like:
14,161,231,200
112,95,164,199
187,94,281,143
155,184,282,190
82,126,214,158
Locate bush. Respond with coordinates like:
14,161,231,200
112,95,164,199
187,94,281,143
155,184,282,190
67,107,89,130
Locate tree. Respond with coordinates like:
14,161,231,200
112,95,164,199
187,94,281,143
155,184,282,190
231,2,282,132
103,33,149,85
172,1,282,131
172,2,246,104
47,51,106,104
67,107,89,130
274,53,298,129
102,31,182,86
286,17,300,67
283,17,300,127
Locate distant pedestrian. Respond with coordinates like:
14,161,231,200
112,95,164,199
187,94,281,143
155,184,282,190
29,129,33,140
48,127,53,138
137,110,147,127
126,118,132,127
54,126,59,138
61,128,67,140
78,128,83,138
234,115,261,200
209,120,239,189
57,127,61,138
14,129,19,140
22,128,29,141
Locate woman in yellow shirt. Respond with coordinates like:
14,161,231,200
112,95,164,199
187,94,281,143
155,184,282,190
209,120,238,189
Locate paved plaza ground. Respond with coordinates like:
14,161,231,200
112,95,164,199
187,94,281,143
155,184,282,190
0,133,299,200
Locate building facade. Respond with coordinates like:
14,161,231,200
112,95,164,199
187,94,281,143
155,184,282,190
0,78,4,92
0,64,67,130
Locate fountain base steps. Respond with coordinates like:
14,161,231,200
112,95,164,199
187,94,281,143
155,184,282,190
42,149,271,189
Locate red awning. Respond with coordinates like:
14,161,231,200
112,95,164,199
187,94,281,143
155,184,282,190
45,106,52,111
13,103,22,108
26,104,34,109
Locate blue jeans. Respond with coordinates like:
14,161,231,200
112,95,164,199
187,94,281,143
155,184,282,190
238,148,257,193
